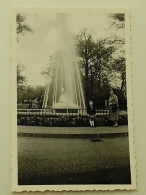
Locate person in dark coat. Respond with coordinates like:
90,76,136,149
87,100,96,127
108,89,119,127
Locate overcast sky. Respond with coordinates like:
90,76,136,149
17,11,124,86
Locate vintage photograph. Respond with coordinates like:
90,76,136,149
11,8,136,191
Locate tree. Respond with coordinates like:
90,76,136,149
17,85,45,107
91,39,115,89
41,56,55,78
110,13,125,29
109,13,126,94
16,13,32,34
17,14,32,98
76,28,95,102
75,24,126,108
17,64,26,90
75,30,119,101
112,57,126,91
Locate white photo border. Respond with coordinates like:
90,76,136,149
11,8,136,192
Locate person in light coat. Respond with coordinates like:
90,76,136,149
108,89,119,127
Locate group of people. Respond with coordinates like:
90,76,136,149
87,89,119,127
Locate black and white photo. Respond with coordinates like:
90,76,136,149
11,8,136,192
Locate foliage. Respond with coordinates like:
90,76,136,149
75,28,95,102
17,64,26,91
109,13,125,29
75,27,126,108
16,13,32,34
17,14,33,93
17,113,128,127
17,85,45,108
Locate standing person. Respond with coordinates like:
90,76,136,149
108,89,119,127
87,100,96,127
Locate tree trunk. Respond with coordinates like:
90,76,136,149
120,73,126,91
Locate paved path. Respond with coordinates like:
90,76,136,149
18,125,128,134
18,125,128,135
18,125,128,138
18,136,131,185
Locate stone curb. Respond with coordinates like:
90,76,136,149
18,132,128,139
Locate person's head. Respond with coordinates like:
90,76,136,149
89,100,93,106
110,89,114,95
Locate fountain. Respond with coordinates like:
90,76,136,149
42,14,85,112
53,88,78,108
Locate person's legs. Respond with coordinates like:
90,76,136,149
113,120,118,127
89,119,92,127
91,119,95,127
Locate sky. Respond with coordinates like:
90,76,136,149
16,11,124,86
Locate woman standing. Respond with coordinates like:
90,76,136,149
108,89,119,127
87,100,96,127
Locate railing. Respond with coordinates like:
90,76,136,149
17,108,110,117
17,108,127,126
